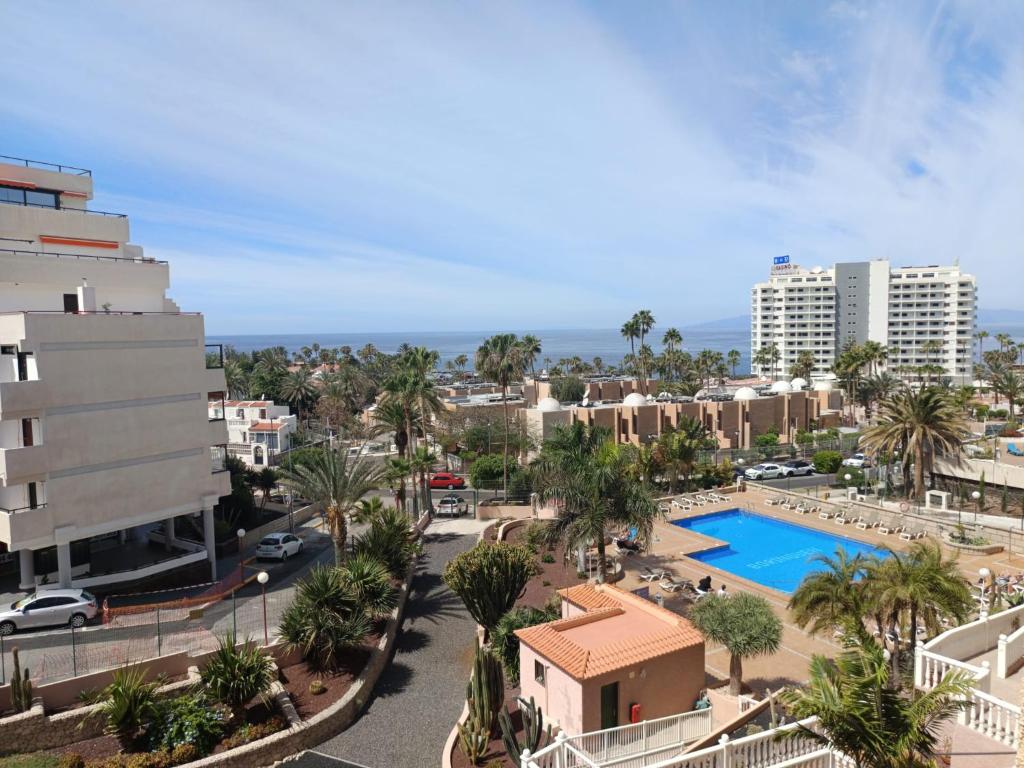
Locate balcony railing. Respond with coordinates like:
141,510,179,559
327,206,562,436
0,198,125,217
205,344,224,369
211,445,229,473
0,154,91,176
0,503,47,514
0,246,166,265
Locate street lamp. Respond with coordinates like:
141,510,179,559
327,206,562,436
236,528,246,586
257,571,270,645
979,567,991,618
972,491,981,523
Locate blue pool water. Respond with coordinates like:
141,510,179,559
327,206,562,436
672,508,888,594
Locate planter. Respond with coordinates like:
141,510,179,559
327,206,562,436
943,534,1004,555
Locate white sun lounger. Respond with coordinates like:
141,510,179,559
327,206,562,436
899,525,926,541
671,499,692,511
694,494,713,504
639,567,668,582
855,513,880,530
878,521,904,535
688,496,707,506
764,496,786,506
659,576,690,593
818,507,836,520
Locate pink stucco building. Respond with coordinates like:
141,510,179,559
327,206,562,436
516,583,706,734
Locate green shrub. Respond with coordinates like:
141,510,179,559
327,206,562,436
523,521,548,553
549,376,586,403
443,542,538,633
812,450,843,474
352,507,418,578
338,553,397,618
541,553,555,564
87,753,171,768
491,605,559,682
200,633,275,723
57,756,84,768
168,744,199,766
468,454,506,490
147,692,225,754
219,717,286,750
280,566,371,670
87,665,162,751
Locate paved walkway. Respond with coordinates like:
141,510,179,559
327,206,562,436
294,517,488,768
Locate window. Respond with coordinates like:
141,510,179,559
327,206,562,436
0,185,59,209
236,408,244,418
534,660,546,685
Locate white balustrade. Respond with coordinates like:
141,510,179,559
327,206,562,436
959,688,1021,748
914,647,989,692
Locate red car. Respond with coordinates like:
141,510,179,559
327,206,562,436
429,472,466,490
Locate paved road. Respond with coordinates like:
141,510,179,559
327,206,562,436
761,473,830,491
293,517,486,768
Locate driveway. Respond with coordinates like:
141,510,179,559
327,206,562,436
293,517,488,768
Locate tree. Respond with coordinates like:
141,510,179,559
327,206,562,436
443,542,536,634
372,397,415,459
279,448,383,564
790,350,816,381
727,349,742,379
280,367,318,423
385,457,411,513
550,375,586,403
532,424,660,583
253,467,277,512
662,327,682,354
468,453,507,490
812,450,843,474
689,592,782,695
475,333,527,500
200,632,275,723
861,387,967,500
990,366,1022,418
781,637,971,768
409,445,436,516
520,335,542,376
788,549,867,637
657,418,709,493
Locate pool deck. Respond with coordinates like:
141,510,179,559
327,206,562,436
617,486,1024,697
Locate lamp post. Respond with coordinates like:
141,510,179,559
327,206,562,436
236,528,246,586
979,567,991,619
972,491,981,524
257,571,269,645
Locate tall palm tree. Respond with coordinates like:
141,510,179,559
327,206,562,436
280,367,318,424
974,330,989,363
533,424,659,583
382,369,431,456
280,448,383,564
519,335,542,376
475,333,526,500
409,445,437,516
727,349,742,379
662,328,682,354
788,549,867,637
224,360,249,399
253,467,278,513
385,457,412,513
371,398,415,459
989,366,1022,419
861,387,967,500
781,637,972,768
621,318,640,364
791,350,816,381
632,310,655,393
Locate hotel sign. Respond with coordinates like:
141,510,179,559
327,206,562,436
771,255,799,275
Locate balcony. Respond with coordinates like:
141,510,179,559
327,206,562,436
0,154,91,176
210,444,229,474
205,343,224,369
0,444,48,484
0,200,129,244
0,379,47,418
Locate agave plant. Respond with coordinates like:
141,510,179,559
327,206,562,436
339,553,397,618
352,506,419,578
89,665,161,750
200,632,276,723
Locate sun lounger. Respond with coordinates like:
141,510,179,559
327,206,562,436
855,512,880,530
764,496,786,506
818,507,836,520
1008,444,1024,457
707,492,728,502
899,525,926,541
694,495,712,504
659,576,690,593
671,498,692,511
639,567,667,582
658,502,671,513
793,503,809,514
878,521,904,535
688,496,707,506
834,510,851,525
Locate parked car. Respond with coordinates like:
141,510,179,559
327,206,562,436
436,494,468,517
429,472,467,490
782,460,814,477
744,463,784,480
256,532,303,561
0,589,98,636
842,453,871,469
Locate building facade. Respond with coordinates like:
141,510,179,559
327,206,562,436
209,399,296,468
751,259,975,383
0,155,230,589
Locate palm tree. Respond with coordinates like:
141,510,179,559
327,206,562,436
975,330,989,363
385,457,412,513
781,637,972,768
280,367,318,424
279,448,383,564
352,495,386,524
633,310,655,393
409,445,437,516
253,467,278,512
621,318,640,364
371,398,415,459
475,334,526,500
254,349,287,378
533,424,659,583
382,369,431,456
689,592,782,695
224,360,249,399
861,387,967,500
520,335,542,376
656,417,707,493
791,350,816,381
989,366,1022,419
788,549,867,637
662,328,682,354
727,349,742,379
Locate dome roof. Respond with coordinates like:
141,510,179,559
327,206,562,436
790,377,807,390
734,387,757,401
623,392,648,407
813,380,833,392
537,397,562,412
770,380,792,393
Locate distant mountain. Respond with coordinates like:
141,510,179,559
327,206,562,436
683,314,750,331
978,309,1024,325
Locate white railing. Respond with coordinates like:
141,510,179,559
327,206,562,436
997,623,1024,678
525,709,713,768
528,718,824,768
924,603,1024,661
960,688,1021,748
738,695,759,713
764,750,839,768
914,647,990,692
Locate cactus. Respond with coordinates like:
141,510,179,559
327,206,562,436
11,647,32,713
466,638,504,735
457,712,491,765
499,696,551,765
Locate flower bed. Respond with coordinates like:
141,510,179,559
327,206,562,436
501,523,586,609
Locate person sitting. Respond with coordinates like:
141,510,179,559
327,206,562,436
697,575,712,593
717,584,728,597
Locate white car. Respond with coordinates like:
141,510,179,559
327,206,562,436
0,589,99,635
842,453,871,469
256,532,303,561
436,494,468,517
744,463,784,480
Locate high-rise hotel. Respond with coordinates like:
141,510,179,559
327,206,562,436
0,155,230,590
751,257,976,383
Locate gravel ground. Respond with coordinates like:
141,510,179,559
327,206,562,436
293,519,485,768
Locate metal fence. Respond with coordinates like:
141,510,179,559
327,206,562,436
0,583,293,685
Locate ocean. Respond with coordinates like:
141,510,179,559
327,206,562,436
206,328,754,370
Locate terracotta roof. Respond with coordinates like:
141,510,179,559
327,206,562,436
515,583,703,680
224,400,272,408
249,421,286,432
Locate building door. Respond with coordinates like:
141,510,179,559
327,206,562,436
600,681,619,730
63,293,79,313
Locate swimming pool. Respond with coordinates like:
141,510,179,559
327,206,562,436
672,508,888,594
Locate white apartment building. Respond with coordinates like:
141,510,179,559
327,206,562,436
208,399,296,468
751,258,976,383
0,154,230,589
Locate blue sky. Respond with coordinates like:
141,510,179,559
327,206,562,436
2,1,1022,334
